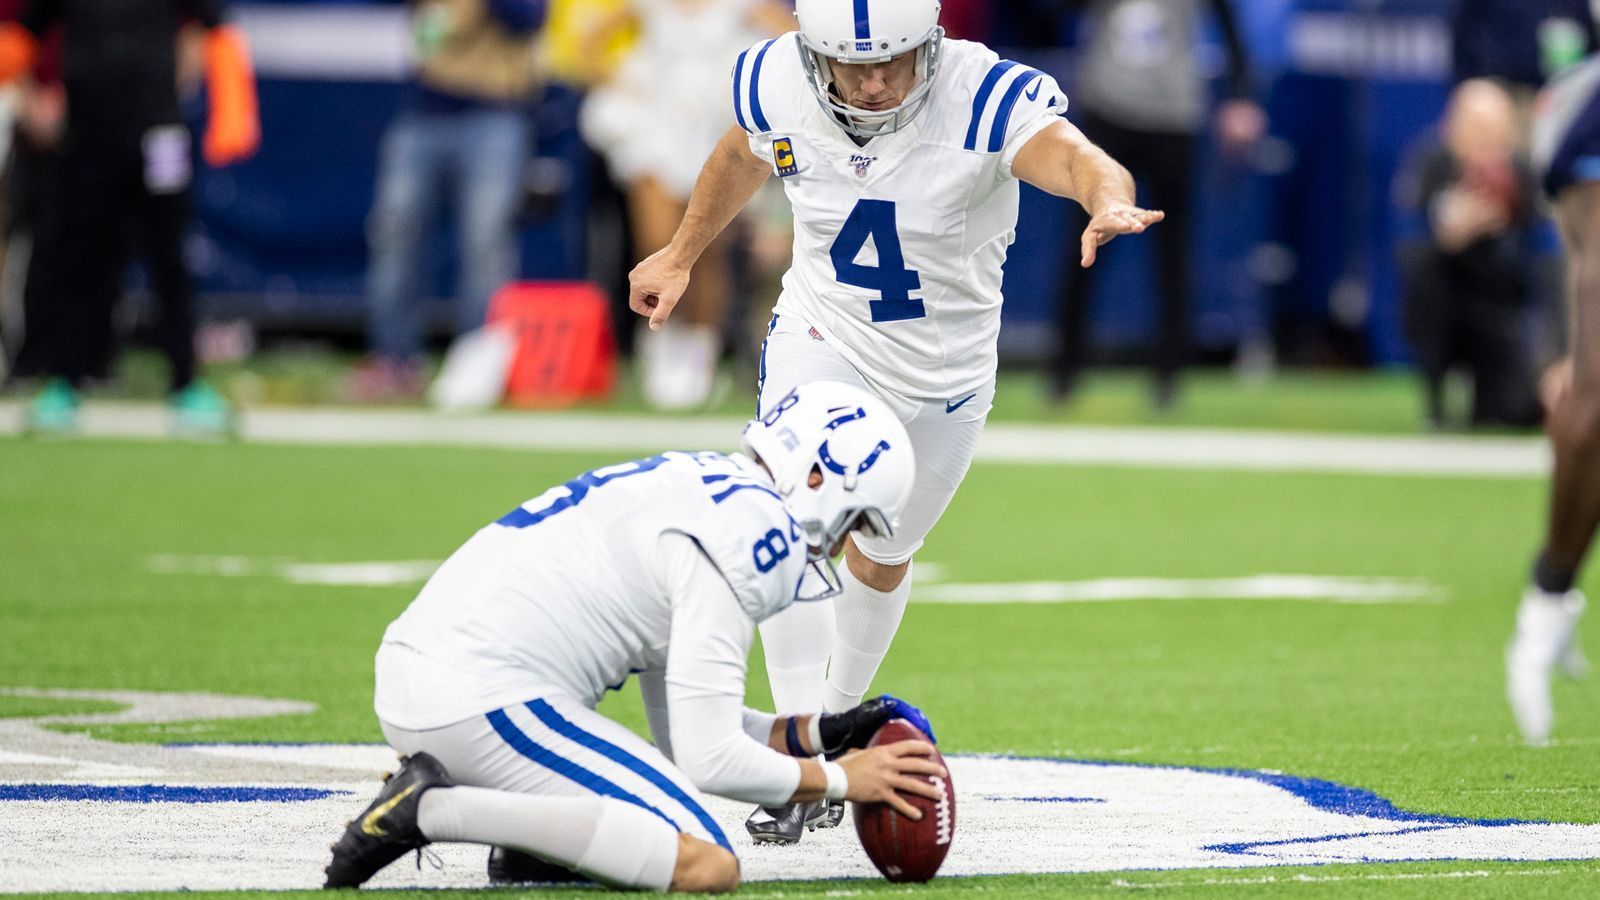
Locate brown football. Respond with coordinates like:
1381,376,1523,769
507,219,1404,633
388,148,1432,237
850,718,954,882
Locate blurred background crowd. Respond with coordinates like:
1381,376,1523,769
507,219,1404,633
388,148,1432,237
0,0,1591,435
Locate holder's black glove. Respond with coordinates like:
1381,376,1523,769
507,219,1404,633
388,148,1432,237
816,694,937,760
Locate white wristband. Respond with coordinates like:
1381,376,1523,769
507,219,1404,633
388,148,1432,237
820,760,848,801
807,715,824,757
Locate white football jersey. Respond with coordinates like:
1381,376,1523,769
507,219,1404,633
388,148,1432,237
377,451,809,725
734,34,1069,400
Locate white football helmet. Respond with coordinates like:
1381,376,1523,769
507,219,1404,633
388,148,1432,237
742,381,915,600
794,0,944,141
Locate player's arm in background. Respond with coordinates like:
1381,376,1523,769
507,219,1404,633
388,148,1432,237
1011,119,1165,269
655,532,944,819
627,125,772,330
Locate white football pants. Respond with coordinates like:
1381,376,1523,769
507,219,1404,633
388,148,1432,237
755,313,990,566
379,689,731,889
755,313,990,715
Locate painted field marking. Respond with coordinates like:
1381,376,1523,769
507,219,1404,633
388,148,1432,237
147,555,439,587
4,746,1598,890
1,689,1597,892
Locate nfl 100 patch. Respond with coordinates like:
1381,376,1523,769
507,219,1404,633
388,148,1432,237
773,137,800,177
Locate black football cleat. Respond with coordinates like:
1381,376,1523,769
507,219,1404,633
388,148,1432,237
486,847,589,885
812,799,846,829
324,753,453,889
744,801,832,845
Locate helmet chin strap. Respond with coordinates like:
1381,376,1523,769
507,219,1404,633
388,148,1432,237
828,94,910,146
826,71,922,132
801,28,943,142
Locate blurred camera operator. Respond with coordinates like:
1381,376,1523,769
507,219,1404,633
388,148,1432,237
1397,79,1543,429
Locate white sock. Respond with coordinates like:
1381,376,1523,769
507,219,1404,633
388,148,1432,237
823,561,912,713
760,598,835,715
679,324,720,407
418,786,677,890
638,326,680,410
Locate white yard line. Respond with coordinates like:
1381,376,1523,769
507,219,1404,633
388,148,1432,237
0,401,1548,478
144,555,1445,605
913,575,1445,606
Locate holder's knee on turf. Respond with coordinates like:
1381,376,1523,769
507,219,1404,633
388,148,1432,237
669,835,739,894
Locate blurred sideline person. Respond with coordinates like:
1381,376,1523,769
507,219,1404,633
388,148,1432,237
0,0,259,436
536,0,637,94
580,0,794,410
350,0,547,403
1397,79,1543,430
323,381,944,892
1513,54,1600,746
1050,0,1264,410
0,0,62,384
629,0,1160,841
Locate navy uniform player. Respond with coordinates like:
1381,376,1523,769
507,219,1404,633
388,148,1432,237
628,0,1162,840
1511,56,1600,745
323,381,944,892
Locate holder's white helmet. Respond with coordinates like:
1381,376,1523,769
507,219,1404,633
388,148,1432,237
794,0,944,141
742,381,915,600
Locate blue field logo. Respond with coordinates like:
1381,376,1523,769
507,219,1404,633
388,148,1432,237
4,688,1599,889
773,138,799,177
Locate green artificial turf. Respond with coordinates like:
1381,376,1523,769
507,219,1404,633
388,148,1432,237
2,434,1595,896
13,861,1600,898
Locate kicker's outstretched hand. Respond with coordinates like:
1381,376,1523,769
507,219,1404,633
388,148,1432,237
1081,203,1164,268
628,247,692,331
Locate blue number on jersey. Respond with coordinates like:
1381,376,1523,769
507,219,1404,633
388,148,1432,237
496,455,670,528
830,199,925,323
761,387,800,426
752,527,791,573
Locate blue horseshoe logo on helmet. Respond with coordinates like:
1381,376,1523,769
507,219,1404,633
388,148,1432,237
823,406,866,430
818,439,893,476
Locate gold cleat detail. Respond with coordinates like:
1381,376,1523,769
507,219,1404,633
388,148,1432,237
360,784,419,837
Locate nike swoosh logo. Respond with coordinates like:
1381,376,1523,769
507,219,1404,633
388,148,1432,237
946,393,978,414
361,783,418,837
1025,78,1042,102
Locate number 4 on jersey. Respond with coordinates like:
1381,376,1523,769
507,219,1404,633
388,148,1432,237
830,199,926,323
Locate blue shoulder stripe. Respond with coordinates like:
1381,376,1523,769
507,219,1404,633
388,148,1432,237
732,48,752,132
748,38,777,133
988,70,1043,153
965,60,1021,151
